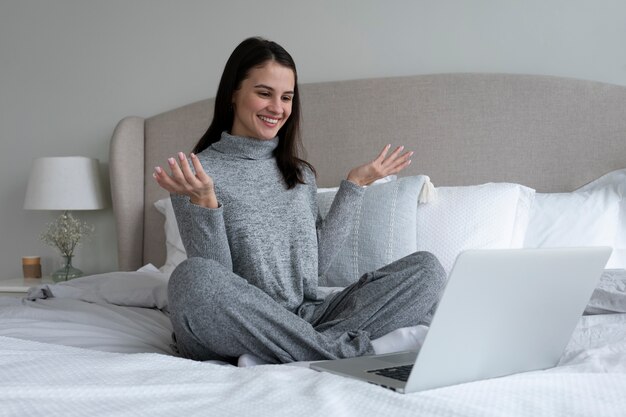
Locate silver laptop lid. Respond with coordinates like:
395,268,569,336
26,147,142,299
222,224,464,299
405,247,612,392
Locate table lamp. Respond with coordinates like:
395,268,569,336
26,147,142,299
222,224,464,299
23,156,106,281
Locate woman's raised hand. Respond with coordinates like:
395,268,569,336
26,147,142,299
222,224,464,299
153,152,219,208
346,144,413,187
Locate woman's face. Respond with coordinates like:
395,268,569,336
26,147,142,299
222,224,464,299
231,61,295,140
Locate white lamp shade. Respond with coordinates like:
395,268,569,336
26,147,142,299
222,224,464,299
24,157,107,210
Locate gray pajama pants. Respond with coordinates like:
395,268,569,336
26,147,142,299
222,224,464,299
168,251,446,364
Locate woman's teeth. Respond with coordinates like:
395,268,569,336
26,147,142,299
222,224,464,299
259,115,278,125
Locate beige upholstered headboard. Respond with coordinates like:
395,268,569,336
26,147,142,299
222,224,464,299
110,73,626,271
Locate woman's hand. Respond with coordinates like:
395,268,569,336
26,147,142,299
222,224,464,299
347,144,413,186
153,152,219,208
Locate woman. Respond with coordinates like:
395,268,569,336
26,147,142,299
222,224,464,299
154,37,446,365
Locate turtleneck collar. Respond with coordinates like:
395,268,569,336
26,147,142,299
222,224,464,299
210,131,279,160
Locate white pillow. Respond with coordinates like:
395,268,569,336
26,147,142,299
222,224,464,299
524,169,625,269
154,197,187,276
317,175,428,287
416,183,535,275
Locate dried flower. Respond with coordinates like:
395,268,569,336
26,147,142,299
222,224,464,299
40,211,94,258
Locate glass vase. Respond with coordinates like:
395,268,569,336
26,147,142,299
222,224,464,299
51,255,83,282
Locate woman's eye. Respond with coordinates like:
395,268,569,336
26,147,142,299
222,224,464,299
259,92,270,97
282,96,292,102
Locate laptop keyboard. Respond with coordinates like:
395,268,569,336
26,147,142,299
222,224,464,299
367,364,413,382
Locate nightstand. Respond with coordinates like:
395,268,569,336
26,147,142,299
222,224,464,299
0,277,53,298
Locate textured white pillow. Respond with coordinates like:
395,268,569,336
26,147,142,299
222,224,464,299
317,176,427,287
524,169,625,269
154,197,187,276
416,183,535,275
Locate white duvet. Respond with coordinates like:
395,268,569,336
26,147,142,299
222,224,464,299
0,269,625,416
0,315,625,417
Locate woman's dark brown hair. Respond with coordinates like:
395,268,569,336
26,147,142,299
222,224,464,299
193,37,314,188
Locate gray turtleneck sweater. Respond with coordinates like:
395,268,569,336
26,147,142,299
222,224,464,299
171,132,364,312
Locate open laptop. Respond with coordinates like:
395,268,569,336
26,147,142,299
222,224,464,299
310,247,612,393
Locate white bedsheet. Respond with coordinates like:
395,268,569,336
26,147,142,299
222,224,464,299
1,269,625,416
0,313,625,417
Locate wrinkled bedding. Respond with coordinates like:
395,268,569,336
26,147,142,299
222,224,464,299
0,297,174,355
0,268,625,416
0,313,625,417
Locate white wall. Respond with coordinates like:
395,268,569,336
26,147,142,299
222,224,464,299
1,0,625,277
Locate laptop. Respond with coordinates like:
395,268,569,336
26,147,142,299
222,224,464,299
310,247,612,393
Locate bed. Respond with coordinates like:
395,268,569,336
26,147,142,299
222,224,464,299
1,73,625,416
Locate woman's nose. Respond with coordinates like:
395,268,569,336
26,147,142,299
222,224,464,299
267,98,282,114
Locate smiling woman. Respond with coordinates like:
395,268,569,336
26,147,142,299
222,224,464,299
151,36,440,366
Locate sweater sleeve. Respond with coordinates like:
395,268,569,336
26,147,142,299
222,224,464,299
170,194,233,271
316,180,365,277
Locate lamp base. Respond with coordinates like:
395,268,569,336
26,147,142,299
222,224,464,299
51,256,83,282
